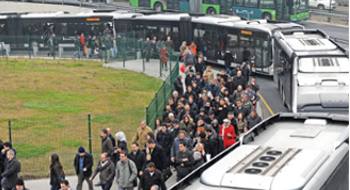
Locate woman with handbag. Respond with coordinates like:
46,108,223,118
50,153,65,190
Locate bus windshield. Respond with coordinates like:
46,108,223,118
298,57,349,73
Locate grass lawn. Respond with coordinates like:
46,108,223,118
0,58,162,178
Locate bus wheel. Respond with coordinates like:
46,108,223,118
262,12,272,20
207,7,216,14
317,4,325,9
154,2,163,12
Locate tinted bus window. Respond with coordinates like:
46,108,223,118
260,0,275,8
246,0,259,7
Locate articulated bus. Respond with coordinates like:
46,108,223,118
169,112,349,190
129,0,310,21
0,11,303,75
273,29,349,114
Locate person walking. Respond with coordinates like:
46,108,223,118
219,119,236,149
139,162,166,190
132,121,153,150
49,153,65,190
115,152,138,190
112,131,128,164
48,33,56,58
74,147,94,190
159,42,169,71
128,142,146,178
1,150,20,190
91,153,115,190
144,139,167,173
100,128,114,157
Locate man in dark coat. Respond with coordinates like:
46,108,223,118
100,128,114,157
1,149,21,190
74,146,93,190
144,140,166,172
128,142,146,178
174,142,193,181
139,162,166,190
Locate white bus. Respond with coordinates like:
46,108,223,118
169,112,349,190
273,29,349,114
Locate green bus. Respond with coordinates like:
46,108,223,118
129,0,309,21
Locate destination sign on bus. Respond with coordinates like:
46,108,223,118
241,30,253,36
86,17,100,22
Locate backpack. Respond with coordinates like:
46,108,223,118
127,160,138,187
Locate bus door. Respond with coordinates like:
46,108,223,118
190,0,201,13
232,0,261,19
179,16,192,43
179,0,190,12
6,15,21,47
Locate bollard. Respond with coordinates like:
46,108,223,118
8,120,12,144
87,114,92,154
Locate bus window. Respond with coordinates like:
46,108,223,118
234,0,245,6
260,0,275,8
246,0,259,7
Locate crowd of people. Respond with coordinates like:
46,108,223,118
0,40,262,190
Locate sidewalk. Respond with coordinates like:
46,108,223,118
104,59,177,81
25,174,177,190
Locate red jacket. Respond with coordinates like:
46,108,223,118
219,124,236,149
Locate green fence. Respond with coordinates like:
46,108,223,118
145,59,179,129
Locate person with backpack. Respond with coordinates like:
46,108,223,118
115,152,137,190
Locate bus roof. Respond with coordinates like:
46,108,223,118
191,14,241,25
131,13,190,21
176,113,348,190
275,29,346,57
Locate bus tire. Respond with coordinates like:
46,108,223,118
207,7,216,14
317,4,325,9
262,12,272,20
154,2,163,12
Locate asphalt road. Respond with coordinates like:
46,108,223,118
301,21,349,50
256,76,287,116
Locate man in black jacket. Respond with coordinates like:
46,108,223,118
128,142,146,178
139,162,166,190
74,147,93,190
1,149,21,190
144,140,166,172
174,142,193,181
